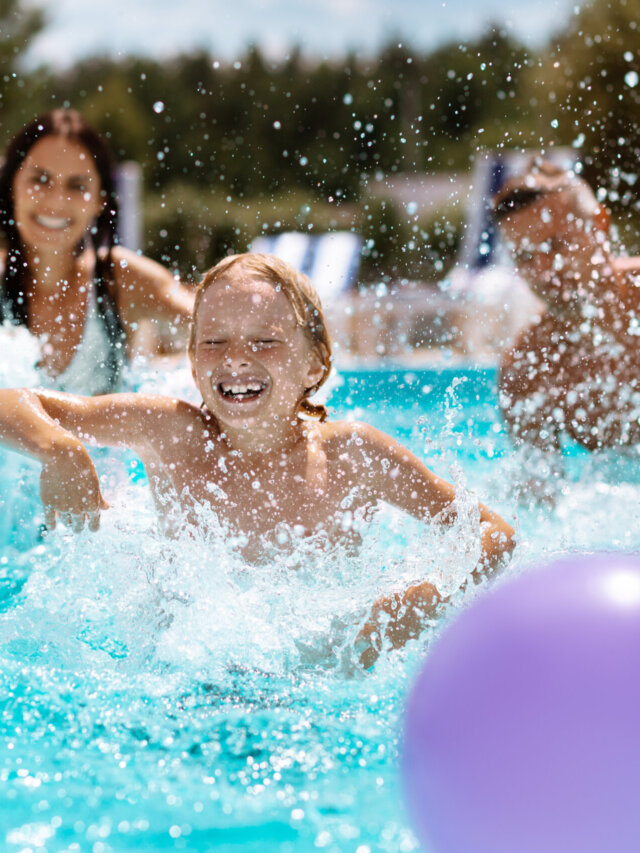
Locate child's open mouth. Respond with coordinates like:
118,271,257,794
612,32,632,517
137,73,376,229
218,380,267,402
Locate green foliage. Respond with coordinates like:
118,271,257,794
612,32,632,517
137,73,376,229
143,183,360,282
520,0,640,209
143,181,463,286
15,31,513,283
0,0,45,130
9,4,640,279
33,29,528,196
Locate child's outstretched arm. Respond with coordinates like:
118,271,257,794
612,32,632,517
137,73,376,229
0,388,108,531
341,422,515,668
0,388,181,531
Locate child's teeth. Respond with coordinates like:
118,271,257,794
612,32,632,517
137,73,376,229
220,382,264,396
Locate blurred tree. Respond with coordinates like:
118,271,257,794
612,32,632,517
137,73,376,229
415,28,529,168
3,28,540,280
0,0,45,132
525,0,640,206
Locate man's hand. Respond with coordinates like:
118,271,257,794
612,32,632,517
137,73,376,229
40,442,108,532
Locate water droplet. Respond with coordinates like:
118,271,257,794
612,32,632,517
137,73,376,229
153,101,165,114
625,71,639,88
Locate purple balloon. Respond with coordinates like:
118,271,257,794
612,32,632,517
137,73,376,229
403,552,640,853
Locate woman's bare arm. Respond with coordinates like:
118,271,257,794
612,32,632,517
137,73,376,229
110,246,194,350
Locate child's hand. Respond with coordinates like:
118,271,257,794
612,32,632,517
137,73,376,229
40,442,108,532
356,581,442,670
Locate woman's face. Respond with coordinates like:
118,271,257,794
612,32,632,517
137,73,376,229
12,135,103,253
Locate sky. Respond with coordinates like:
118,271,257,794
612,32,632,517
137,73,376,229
26,0,580,68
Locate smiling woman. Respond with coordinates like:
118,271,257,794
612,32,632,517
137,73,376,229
0,109,194,395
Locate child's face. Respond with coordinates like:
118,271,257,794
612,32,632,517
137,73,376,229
192,275,324,433
12,135,103,253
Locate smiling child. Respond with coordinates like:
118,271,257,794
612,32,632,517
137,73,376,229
0,253,515,666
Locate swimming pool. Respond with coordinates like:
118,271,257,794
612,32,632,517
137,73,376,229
0,363,638,852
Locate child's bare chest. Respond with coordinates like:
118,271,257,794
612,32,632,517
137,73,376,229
148,437,360,539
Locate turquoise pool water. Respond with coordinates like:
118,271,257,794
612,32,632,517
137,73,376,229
1,364,638,852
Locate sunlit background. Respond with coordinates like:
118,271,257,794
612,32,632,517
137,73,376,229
2,4,640,852
27,0,573,66
6,0,635,317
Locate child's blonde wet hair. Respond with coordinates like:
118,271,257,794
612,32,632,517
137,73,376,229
188,253,333,421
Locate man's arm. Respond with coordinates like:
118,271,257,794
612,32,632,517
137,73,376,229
498,324,563,451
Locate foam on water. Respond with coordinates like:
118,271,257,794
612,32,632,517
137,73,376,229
1,474,485,682
0,481,479,852
2,364,640,851
0,322,41,389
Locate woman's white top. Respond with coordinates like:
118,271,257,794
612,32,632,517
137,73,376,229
46,285,120,395
0,278,124,396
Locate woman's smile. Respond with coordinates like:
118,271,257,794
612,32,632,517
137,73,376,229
12,135,102,251
33,214,73,231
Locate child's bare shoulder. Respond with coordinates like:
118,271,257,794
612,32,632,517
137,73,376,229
92,393,212,447
131,394,211,432
315,419,399,457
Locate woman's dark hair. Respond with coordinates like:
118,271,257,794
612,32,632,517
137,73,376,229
0,109,125,380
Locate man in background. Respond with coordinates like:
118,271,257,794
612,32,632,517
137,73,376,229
494,159,640,451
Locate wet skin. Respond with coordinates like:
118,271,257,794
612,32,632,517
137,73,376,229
34,276,494,557
499,196,640,450
0,271,515,664
4,135,194,376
